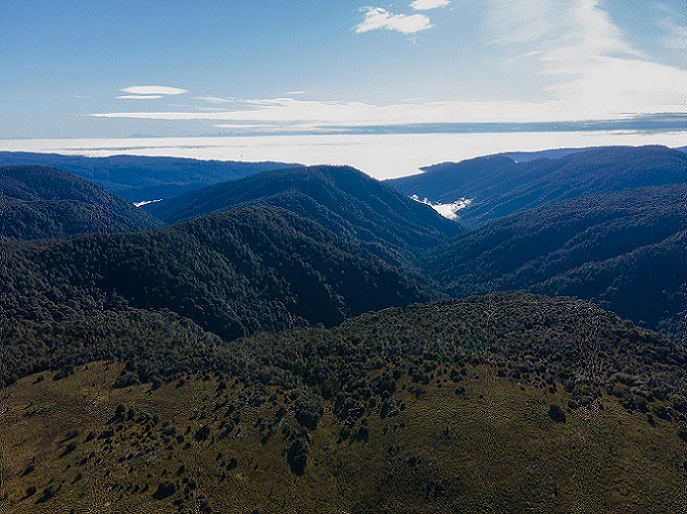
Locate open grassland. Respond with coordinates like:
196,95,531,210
2,361,687,514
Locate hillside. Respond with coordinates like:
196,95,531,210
389,145,687,225
2,294,687,513
144,165,463,266
0,165,162,239
0,153,300,202
0,205,429,349
427,184,687,341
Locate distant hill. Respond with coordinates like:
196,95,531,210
0,165,162,239
0,152,300,202
389,146,687,226
3,293,687,512
0,206,429,343
498,147,590,162
427,184,687,340
144,165,464,266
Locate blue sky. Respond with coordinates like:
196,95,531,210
2,0,686,138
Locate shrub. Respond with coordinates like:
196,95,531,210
195,424,212,442
287,436,310,475
548,404,566,423
153,480,177,499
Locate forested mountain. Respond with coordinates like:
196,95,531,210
427,184,687,341
389,145,687,225
0,165,162,239
0,153,299,202
144,165,463,266
2,145,687,512
0,205,429,346
3,293,687,513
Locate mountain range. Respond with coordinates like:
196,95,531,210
389,145,687,226
1,144,686,512
0,152,299,202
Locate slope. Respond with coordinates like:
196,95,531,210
144,165,463,266
0,152,300,202
389,145,687,225
2,294,687,513
427,184,687,340
0,205,429,345
0,165,162,239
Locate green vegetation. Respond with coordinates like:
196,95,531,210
0,205,429,386
389,145,687,225
0,165,162,239
144,164,463,267
427,185,687,341
0,153,299,202
2,294,687,512
2,146,686,512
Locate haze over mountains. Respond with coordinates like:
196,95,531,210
1,144,686,512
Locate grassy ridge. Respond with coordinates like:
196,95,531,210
2,294,687,512
2,361,686,513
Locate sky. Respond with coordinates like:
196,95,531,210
1,0,686,139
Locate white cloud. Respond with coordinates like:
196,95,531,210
120,85,187,96
116,95,164,100
354,7,432,34
286,90,306,96
86,95,624,127
410,0,450,10
486,0,687,117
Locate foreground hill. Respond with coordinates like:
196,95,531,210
2,294,687,513
144,165,463,266
389,146,687,225
0,152,300,202
427,184,687,341
0,205,428,346
0,165,162,239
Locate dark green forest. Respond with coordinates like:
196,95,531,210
389,145,687,225
0,165,161,239
144,164,463,267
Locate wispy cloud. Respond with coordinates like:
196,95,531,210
286,91,306,96
116,95,164,100
120,85,187,96
655,4,687,50
90,95,638,129
410,0,450,10
354,7,432,34
486,0,687,118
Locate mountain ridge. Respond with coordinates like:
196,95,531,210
0,165,162,239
